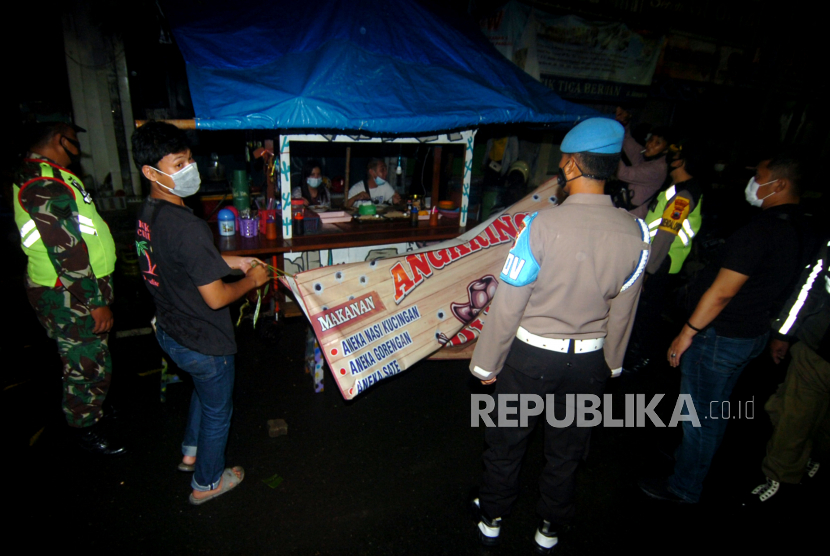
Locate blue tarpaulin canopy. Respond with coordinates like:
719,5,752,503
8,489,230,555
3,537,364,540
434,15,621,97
166,0,595,133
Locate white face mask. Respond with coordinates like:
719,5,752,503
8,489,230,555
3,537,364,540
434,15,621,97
306,177,322,189
745,177,778,207
152,163,201,198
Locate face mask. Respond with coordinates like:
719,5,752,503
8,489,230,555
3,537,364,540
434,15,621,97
374,176,387,186
745,177,778,207
307,177,322,189
556,167,570,188
62,136,81,165
557,159,599,188
714,163,726,173
152,162,201,198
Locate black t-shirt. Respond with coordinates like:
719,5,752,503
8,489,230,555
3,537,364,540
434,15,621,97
136,198,236,355
688,204,813,338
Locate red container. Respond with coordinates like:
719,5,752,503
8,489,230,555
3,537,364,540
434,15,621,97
259,209,276,235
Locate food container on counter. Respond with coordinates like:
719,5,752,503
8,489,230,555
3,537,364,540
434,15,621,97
218,209,235,236
239,217,258,237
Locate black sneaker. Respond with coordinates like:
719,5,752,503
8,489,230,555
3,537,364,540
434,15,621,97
74,423,127,456
533,520,559,555
472,498,501,546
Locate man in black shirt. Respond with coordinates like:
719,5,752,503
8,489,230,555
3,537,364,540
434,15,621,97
639,153,815,503
132,122,269,505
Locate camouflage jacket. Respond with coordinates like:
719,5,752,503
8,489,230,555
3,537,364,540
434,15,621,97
15,154,109,308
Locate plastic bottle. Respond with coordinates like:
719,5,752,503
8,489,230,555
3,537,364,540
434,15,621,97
408,200,418,227
266,212,278,240
218,209,235,236
292,200,305,237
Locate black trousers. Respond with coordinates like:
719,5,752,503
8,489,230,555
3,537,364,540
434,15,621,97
628,257,672,361
480,338,609,525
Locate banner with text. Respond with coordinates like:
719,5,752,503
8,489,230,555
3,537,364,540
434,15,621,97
282,179,561,400
480,1,663,97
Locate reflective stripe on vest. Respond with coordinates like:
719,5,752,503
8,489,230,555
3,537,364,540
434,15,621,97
77,214,98,236
18,202,101,241
682,219,695,238
20,219,41,247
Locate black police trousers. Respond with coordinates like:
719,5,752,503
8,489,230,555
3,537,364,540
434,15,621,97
479,337,609,525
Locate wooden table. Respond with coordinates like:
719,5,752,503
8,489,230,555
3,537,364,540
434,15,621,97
214,218,474,257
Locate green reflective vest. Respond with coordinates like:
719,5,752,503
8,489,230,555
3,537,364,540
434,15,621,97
13,160,116,287
644,184,702,274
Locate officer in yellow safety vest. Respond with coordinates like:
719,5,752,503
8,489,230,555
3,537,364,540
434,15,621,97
13,122,124,455
644,143,703,275
623,141,703,373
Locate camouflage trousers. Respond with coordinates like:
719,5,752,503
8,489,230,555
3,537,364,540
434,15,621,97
26,274,114,428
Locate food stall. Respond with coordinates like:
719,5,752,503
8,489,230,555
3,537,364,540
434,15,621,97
167,0,592,244
163,0,596,396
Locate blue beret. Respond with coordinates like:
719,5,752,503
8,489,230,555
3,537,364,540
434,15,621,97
560,117,624,154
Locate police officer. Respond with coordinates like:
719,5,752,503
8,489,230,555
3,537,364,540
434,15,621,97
469,118,649,553
13,122,124,455
625,141,703,372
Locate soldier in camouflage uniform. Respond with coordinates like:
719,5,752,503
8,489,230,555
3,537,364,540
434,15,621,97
14,122,125,455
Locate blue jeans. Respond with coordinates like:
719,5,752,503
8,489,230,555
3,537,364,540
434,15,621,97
668,327,768,502
156,328,235,492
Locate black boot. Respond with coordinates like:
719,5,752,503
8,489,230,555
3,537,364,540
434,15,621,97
74,423,127,456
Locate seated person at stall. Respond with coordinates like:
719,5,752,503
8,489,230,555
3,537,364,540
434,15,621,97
345,158,402,208
292,159,331,206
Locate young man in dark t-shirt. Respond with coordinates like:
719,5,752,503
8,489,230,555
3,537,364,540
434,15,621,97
639,153,816,504
132,122,268,505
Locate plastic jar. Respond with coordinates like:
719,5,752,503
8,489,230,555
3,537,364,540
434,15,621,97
218,209,236,236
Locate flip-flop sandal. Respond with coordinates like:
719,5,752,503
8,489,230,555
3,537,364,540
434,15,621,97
188,466,244,505
178,462,195,472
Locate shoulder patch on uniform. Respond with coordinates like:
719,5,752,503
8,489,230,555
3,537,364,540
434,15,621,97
657,196,690,235
500,212,540,286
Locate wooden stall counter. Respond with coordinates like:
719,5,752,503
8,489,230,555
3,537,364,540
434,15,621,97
213,217,476,257
214,214,476,324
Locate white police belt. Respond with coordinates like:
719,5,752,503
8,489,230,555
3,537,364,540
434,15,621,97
516,327,604,354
